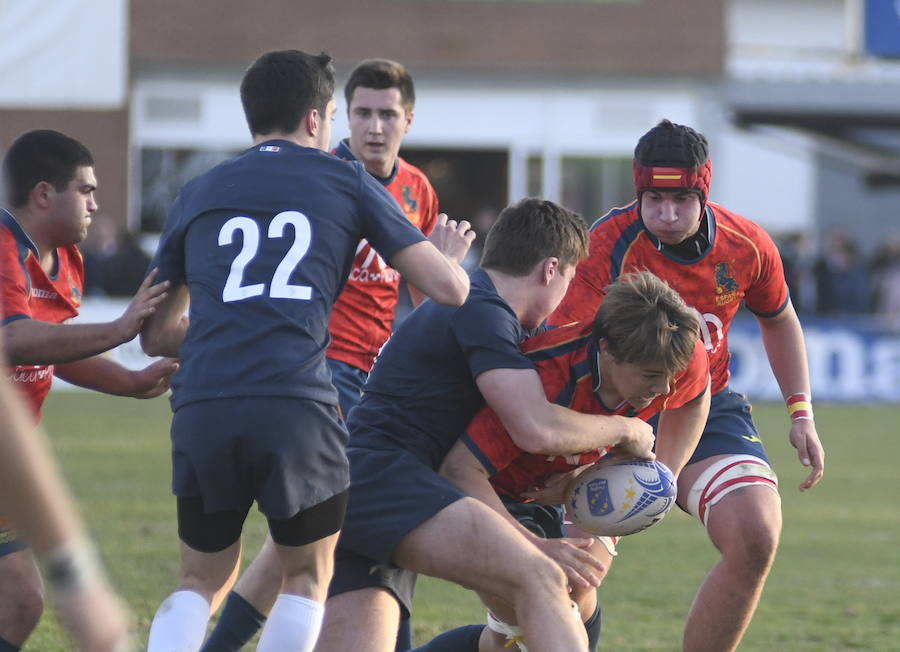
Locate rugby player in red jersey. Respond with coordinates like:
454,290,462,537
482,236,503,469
0,129,176,651
549,120,824,652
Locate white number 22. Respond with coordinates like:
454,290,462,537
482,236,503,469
219,211,312,303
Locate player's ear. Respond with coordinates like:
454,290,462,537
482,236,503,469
31,181,54,209
541,257,559,285
404,108,414,133
304,108,320,137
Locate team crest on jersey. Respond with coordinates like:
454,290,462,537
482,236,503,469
401,186,418,214
714,262,740,306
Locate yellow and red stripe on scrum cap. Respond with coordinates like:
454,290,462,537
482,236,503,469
632,158,713,203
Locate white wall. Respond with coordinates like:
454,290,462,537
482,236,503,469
714,126,816,232
0,0,128,108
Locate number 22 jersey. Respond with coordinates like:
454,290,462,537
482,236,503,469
152,140,427,410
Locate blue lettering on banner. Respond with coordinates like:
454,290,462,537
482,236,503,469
865,0,900,58
729,315,900,402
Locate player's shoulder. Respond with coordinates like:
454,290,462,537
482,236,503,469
709,202,771,237
395,158,435,191
588,201,641,242
0,211,37,261
709,202,780,258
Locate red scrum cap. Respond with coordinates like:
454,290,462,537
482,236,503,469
632,119,712,206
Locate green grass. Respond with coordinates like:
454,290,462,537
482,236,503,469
28,394,900,650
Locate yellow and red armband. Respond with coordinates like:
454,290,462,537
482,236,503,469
786,392,813,422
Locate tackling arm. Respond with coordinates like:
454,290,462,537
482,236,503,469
476,366,656,459
757,300,824,490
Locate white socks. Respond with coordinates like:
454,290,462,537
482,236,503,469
147,590,211,652
257,594,325,652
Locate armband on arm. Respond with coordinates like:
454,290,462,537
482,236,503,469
786,392,813,422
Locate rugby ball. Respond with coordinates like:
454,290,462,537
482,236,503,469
566,459,676,536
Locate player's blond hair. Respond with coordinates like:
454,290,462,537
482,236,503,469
592,271,699,376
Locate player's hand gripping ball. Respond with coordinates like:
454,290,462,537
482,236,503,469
566,459,676,536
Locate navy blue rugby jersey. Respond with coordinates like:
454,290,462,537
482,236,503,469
152,140,426,410
347,269,535,467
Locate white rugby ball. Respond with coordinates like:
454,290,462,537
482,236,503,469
566,459,676,536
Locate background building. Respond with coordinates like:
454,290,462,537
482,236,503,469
3,0,900,399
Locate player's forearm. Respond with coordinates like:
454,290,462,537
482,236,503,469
655,386,710,477
513,406,637,456
3,318,130,365
759,304,812,398
389,241,470,307
54,356,142,396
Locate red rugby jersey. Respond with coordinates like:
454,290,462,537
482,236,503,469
461,320,709,499
551,201,788,394
1,210,84,420
327,151,439,372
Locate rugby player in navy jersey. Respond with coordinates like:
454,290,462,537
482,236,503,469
201,58,457,652
314,199,658,652
140,49,471,652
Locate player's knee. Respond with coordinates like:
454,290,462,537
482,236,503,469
516,551,568,598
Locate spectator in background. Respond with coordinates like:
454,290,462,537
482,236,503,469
814,228,871,315
870,232,900,331
778,232,818,314
81,214,152,297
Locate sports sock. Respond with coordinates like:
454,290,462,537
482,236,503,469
200,591,267,652
585,601,603,651
256,594,324,652
410,624,485,651
147,590,211,652
0,636,20,652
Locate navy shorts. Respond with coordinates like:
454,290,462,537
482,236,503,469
329,547,419,619
328,444,467,613
650,387,770,465
326,358,368,420
171,396,349,519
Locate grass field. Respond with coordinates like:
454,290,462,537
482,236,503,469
26,393,900,650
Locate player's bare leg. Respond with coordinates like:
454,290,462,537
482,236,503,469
679,459,782,652
255,531,339,651
225,535,282,614
0,550,43,647
316,588,402,652
474,531,610,652
397,497,588,652
148,540,242,651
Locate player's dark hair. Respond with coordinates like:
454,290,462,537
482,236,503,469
2,130,94,209
634,119,708,169
344,59,415,113
592,271,699,377
480,198,588,276
240,49,335,137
